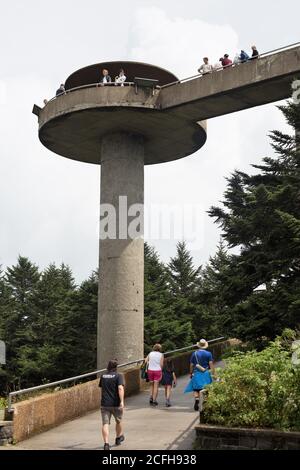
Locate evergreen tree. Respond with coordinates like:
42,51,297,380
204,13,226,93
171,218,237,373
17,263,78,384
194,241,232,339
168,241,201,297
144,243,171,318
67,271,98,374
0,268,8,338
0,267,12,393
144,243,193,353
0,259,98,393
3,257,40,388
208,101,300,342
165,241,201,341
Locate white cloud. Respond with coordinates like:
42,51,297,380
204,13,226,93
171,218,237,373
129,7,239,77
0,75,99,281
0,3,294,280
128,6,290,266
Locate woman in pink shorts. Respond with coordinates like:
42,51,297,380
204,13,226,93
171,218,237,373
145,344,164,406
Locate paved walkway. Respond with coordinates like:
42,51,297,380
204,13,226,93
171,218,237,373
13,375,198,450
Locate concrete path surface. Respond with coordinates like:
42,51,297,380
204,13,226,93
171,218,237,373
12,375,198,451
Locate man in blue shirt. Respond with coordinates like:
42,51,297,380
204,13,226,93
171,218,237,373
190,339,215,411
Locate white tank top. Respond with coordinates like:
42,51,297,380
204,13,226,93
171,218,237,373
148,351,163,371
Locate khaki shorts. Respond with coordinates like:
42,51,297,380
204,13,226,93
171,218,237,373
101,406,123,425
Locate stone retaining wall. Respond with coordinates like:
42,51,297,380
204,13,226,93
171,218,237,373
0,421,13,446
12,366,140,443
195,424,300,450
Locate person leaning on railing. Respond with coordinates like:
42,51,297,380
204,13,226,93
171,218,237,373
100,68,112,85
251,45,259,59
219,54,233,68
197,57,213,75
239,49,250,63
115,68,127,86
56,83,66,96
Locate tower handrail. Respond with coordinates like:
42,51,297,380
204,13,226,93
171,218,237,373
41,41,300,106
159,41,300,89
7,336,224,411
46,81,136,104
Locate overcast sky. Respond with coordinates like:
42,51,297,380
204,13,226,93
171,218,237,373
1,0,299,282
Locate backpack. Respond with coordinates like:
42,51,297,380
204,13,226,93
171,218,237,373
140,360,149,381
193,351,206,372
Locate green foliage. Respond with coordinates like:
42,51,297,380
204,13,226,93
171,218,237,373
144,242,194,353
0,260,98,393
208,101,300,342
0,242,201,394
203,330,300,431
144,316,193,354
0,397,7,409
1,98,299,395
194,241,232,339
168,241,201,297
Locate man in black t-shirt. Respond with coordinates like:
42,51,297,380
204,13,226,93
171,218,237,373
99,359,125,451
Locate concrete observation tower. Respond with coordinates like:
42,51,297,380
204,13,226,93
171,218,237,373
35,61,207,369
34,47,300,368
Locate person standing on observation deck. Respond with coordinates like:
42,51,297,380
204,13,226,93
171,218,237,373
198,57,213,74
100,69,112,85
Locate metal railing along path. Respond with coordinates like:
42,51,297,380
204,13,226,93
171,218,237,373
7,336,224,412
159,41,300,89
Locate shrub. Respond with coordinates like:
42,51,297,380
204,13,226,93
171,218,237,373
203,330,300,431
0,397,7,409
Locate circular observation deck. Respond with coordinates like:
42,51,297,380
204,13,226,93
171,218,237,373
65,61,178,89
38,61,207,165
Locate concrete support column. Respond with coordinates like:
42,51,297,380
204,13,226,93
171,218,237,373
97,132,144,369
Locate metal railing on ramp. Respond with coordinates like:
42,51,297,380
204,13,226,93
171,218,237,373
7,336,224,412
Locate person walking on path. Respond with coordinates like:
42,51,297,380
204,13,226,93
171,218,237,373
185,339,215,411
161,358,177,407
145,344,164,406
99,359,125,451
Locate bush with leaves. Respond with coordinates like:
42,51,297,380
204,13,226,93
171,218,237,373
203,330,300,431
0,397,6,409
